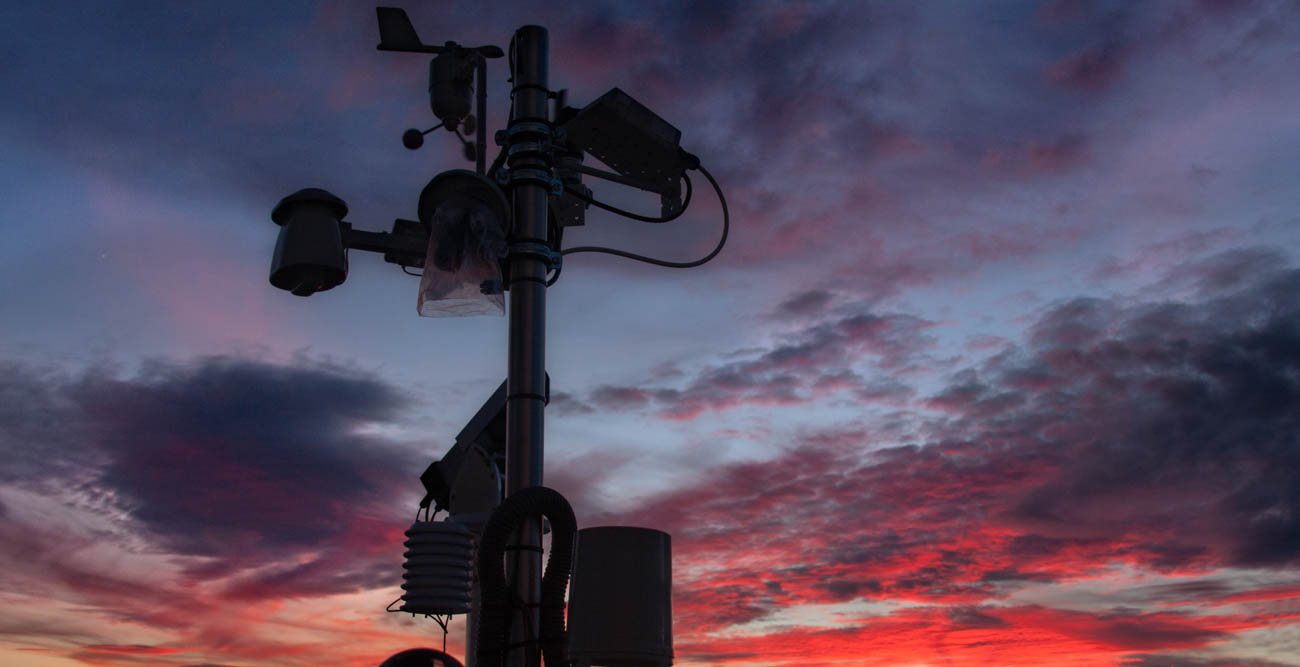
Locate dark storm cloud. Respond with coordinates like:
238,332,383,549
981,252,1300,567
0,362,100,486
0,356,418,597
68,358,409,555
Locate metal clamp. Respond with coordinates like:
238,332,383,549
495,121,554,146
508,140,552,158
509,241,561,269
496,167,564,195
494,123,565,146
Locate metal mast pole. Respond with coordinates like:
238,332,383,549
504,25,548,667
475,53,488,175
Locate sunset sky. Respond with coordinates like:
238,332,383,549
3,1,1300,665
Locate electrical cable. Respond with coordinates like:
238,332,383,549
563,171,692,223
560,164,728,268
489,142,508,179
432,614,450,654
542,220,563,286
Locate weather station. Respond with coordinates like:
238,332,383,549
267,8,729,667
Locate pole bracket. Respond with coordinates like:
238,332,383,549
508,140,553,158
508,241,561,270
496,121,562,145
496,167,564,195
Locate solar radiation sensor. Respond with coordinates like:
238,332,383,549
562,88,689,214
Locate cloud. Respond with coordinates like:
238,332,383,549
1121,655,1297,667
1156,246,1291,296
772,288,835,320
1047,43,1127,91
981,133,1091,174
80,644,185,656
5,241,1286,666
1,243,1295,667
569,307,934,420
0,355,447,664
0,362,100,487
548,390,595,416
5,1,1300,664
0,356,419,595
1092,228,1245,283
672,604,1259,666
989,257,1300,568
572,249,1300,663
544,0,1118,285
587,385,656,410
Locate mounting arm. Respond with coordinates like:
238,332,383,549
342,219,428,269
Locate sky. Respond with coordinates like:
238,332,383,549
2,0,1300,665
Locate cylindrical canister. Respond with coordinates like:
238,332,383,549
567,526,672,667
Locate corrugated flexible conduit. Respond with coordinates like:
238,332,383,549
474,486,576,667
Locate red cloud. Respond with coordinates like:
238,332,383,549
79,644,186,655
675,604,1261,666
